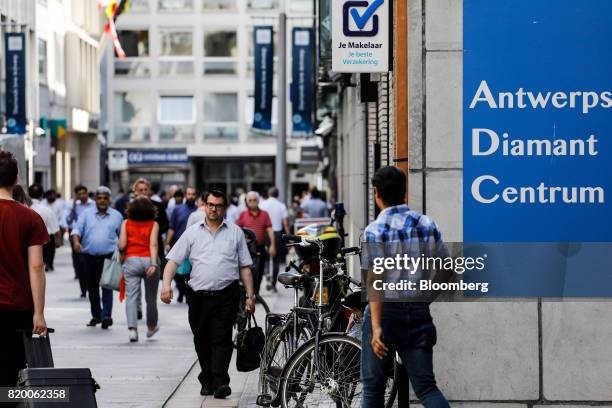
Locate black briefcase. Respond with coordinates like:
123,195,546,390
16,329,99,408
236,315,265,372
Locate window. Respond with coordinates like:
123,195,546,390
158,0,193,11
288,0,313,12
203,93,238,140
114,91,151,142
118,30,149,57
202,0,236,11
247,0,279,10
129,0,150,12
38,39,47,80
159,30,193,75
115,30,150,76
160,30,192,56
158,96,195,124
53,32,65,83
204,30,237,57
203,29,238,75
203,93,238,122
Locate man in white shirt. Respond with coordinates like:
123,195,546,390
28,184,61,271
259,187,289,291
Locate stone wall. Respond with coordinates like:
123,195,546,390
409,1,612,405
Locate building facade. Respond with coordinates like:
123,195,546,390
36,0,103,198
104,0,319,197
324,0,612,405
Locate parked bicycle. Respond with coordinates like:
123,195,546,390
257,234,398,407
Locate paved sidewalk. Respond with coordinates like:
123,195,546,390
45,247,196,407
164,280,293,408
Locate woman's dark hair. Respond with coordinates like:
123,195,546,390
0,150,18,188
203,189,227,207
13,184,32,206
126,197,157,221
371,166,407,206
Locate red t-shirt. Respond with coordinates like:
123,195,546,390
0,199,49,311
236,209,272,245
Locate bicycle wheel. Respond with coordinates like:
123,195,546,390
280,334,362,408
258,319,312,406
256,293,271,314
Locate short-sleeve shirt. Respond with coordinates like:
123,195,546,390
166,219,253,291
235,209,272,245
0,199,49,311
260,197,288,232
31,199,60,235
71,207,123,255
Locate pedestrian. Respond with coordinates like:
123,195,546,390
300,187,328,218
0,150,48,389
235,191,276,294
66,184,95,298
160,189,255,399
150,182,162,203
132,179,169,320
186,195,206,228
259,187,289,291
117,197,160,342
165,186,197,303
225,195,239,224
361,166,449,407
43,189,68,246
12,184,31,206
113,187,130,218
166,188,184,221
28,184,61,272
71,186,123,329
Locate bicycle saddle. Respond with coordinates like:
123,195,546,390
277,270,306,287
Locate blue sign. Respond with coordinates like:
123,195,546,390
128,150,188,165
463,0,612,297
5,33,26,134
464,0,612,243
252,26,274,132
291,28,314,135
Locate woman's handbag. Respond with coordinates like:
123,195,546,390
236,315,265,372
101,250,122,291
176,259,192,275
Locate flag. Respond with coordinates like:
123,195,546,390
97,0,130,59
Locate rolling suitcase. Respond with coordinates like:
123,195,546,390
16,329,99,408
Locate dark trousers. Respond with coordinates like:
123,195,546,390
0,309,33,389
43,234,55,271
254,244,266,294
81,253,114,321
361,303,449,408
186,282,240,390
70,237,87,296
174,274,189,300
267,231,285,289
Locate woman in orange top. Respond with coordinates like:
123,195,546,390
117,197,159,342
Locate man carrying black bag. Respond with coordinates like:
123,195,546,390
0,150,48,389
161,190,255,400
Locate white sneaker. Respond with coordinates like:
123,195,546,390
129,328,138,342
146,326,159,338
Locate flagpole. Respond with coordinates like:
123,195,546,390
276,12,288,203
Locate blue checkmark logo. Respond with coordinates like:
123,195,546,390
343,0,383,37
350,0,384,29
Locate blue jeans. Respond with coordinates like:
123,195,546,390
361,303,449,408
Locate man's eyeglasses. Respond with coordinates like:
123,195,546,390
206,202,225,210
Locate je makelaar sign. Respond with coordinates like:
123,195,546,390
331,0,389,73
